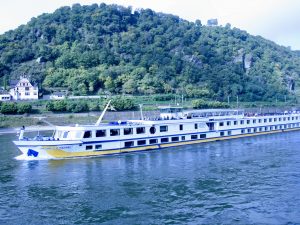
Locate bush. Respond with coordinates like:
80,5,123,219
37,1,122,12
109,97,137,111
46,100,67,112
192,99,229,109
66,101,89,113
88,100,100,111
1,102,18,114
191,99,209,109
17,103,32,114
46,101,55,111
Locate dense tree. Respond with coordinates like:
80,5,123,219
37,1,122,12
0,3,300,102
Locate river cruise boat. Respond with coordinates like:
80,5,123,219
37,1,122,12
14,104,300,159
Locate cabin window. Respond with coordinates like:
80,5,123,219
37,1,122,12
137,140,146,145
110,129,120,136
241,129,245,134
259,127,263,132
253,119,256,124
292,117,294,120
219,122,224,126
264,119,267,123
96,130,106,137
247,120,250,124
227,121,231,126
200,134,206,139
265,126,268,131
149,139,158,144
161,138,169,143
240,120,244,125
279,118,281,121
179,124,183,130
258,119,262,123
283,117,286,121
220,131,225,136
95,145,102,150
63,131,69,139
171,137,179,142
124,141,134,147
86,145,93,150
194,124,198,129
160,126,168,132
247,128,251,133
269,118,272,122
191,135,198,140
149,127,156,134
83,131,92,138
253,128,257,133
274,118,277,122
136,127,145,134
124,128,133,135
234,121,237,125
181,136,186,141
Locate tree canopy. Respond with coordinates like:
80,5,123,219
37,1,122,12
0,3,300,102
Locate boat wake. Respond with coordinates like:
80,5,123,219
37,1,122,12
15,154,47,161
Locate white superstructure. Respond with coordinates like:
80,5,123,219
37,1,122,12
13,106,300,159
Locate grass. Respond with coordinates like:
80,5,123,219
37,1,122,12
0,115,46,128
45,113,99,126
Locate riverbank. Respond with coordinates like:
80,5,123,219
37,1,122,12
0,126,55,134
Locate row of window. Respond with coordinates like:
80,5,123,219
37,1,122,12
85,134,208,150
85,122,300,150
219,123,300,137
83,125,169,138
219,117,299,127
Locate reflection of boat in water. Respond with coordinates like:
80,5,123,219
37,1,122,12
13,102,300,159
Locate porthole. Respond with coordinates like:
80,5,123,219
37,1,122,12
150,126,156,134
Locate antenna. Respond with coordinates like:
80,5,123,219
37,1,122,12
95,100,111,126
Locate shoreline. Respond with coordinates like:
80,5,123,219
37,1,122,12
0,126,55,134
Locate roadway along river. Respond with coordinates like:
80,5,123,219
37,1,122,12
0,131,300,224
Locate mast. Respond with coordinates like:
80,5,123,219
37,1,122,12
95,100,111,126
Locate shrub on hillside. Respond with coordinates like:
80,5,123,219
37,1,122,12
66,101,89,113
192,99,229,109
17,103,32,114
1,102,18,114
109,97,137,111
46,100,67,112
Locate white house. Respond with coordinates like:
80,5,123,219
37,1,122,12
9,77,38,100
50,92,66,100
0,93,11,101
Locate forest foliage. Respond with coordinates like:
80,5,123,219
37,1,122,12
0,3,300,102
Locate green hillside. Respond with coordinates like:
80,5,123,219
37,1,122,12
0,3,300,102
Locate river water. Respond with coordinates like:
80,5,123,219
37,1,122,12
0,131,300,225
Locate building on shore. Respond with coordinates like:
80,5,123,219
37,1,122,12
9,77,38,100
50,91,66,100
0,91,11,101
